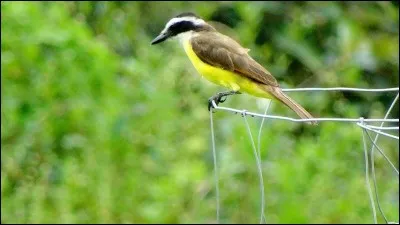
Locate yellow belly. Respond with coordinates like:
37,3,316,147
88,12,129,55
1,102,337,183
183,40,272,99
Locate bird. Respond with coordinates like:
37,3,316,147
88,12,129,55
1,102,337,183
151,12,317,125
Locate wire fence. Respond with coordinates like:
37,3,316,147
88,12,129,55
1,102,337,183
209,87,399,224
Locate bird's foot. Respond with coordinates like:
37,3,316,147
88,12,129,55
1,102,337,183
208,93,226,111
208,91,240,111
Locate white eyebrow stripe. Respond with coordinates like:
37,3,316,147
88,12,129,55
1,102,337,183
164,17,205,30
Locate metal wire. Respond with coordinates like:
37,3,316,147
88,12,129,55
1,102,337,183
358,125,400,176
282,87,399,92
365,125,399,130
357,123,399,140
211,100,398,124
257,101,271,224
365,130,392,223
242,113,265,224
209,110,220,223
367,93,399,224
361,125,378,224
209,87,399,224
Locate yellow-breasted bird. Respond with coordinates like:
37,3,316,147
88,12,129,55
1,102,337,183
151,12,317,125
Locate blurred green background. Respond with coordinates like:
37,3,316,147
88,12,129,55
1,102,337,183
1,1,399,224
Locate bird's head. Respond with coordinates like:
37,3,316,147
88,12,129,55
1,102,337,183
151,12,214,45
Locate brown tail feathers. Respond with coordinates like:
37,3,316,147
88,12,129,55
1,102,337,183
263,86,317,125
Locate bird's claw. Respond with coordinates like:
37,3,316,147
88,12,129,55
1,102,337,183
219,96,227,103
208,93,225,112
208,91,240,111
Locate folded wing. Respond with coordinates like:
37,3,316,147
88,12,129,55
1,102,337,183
191,32,279,87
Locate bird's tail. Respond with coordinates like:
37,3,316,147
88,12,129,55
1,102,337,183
263,86,318,125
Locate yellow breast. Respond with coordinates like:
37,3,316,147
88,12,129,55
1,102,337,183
182,40,272,99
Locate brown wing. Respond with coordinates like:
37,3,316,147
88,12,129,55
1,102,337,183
191,32,279,87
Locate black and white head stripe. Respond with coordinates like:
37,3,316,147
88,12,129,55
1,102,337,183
161,14,206,36
151,12,215,45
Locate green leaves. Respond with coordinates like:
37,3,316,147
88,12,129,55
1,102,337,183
1,2,398,224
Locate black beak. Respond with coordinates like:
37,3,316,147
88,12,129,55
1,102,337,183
151,32,170,45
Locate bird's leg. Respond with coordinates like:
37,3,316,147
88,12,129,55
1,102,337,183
208,91,241,111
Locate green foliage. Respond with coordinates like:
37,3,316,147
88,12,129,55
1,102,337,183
1,1,399,223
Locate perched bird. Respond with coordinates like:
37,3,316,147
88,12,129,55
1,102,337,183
151,12,317,125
